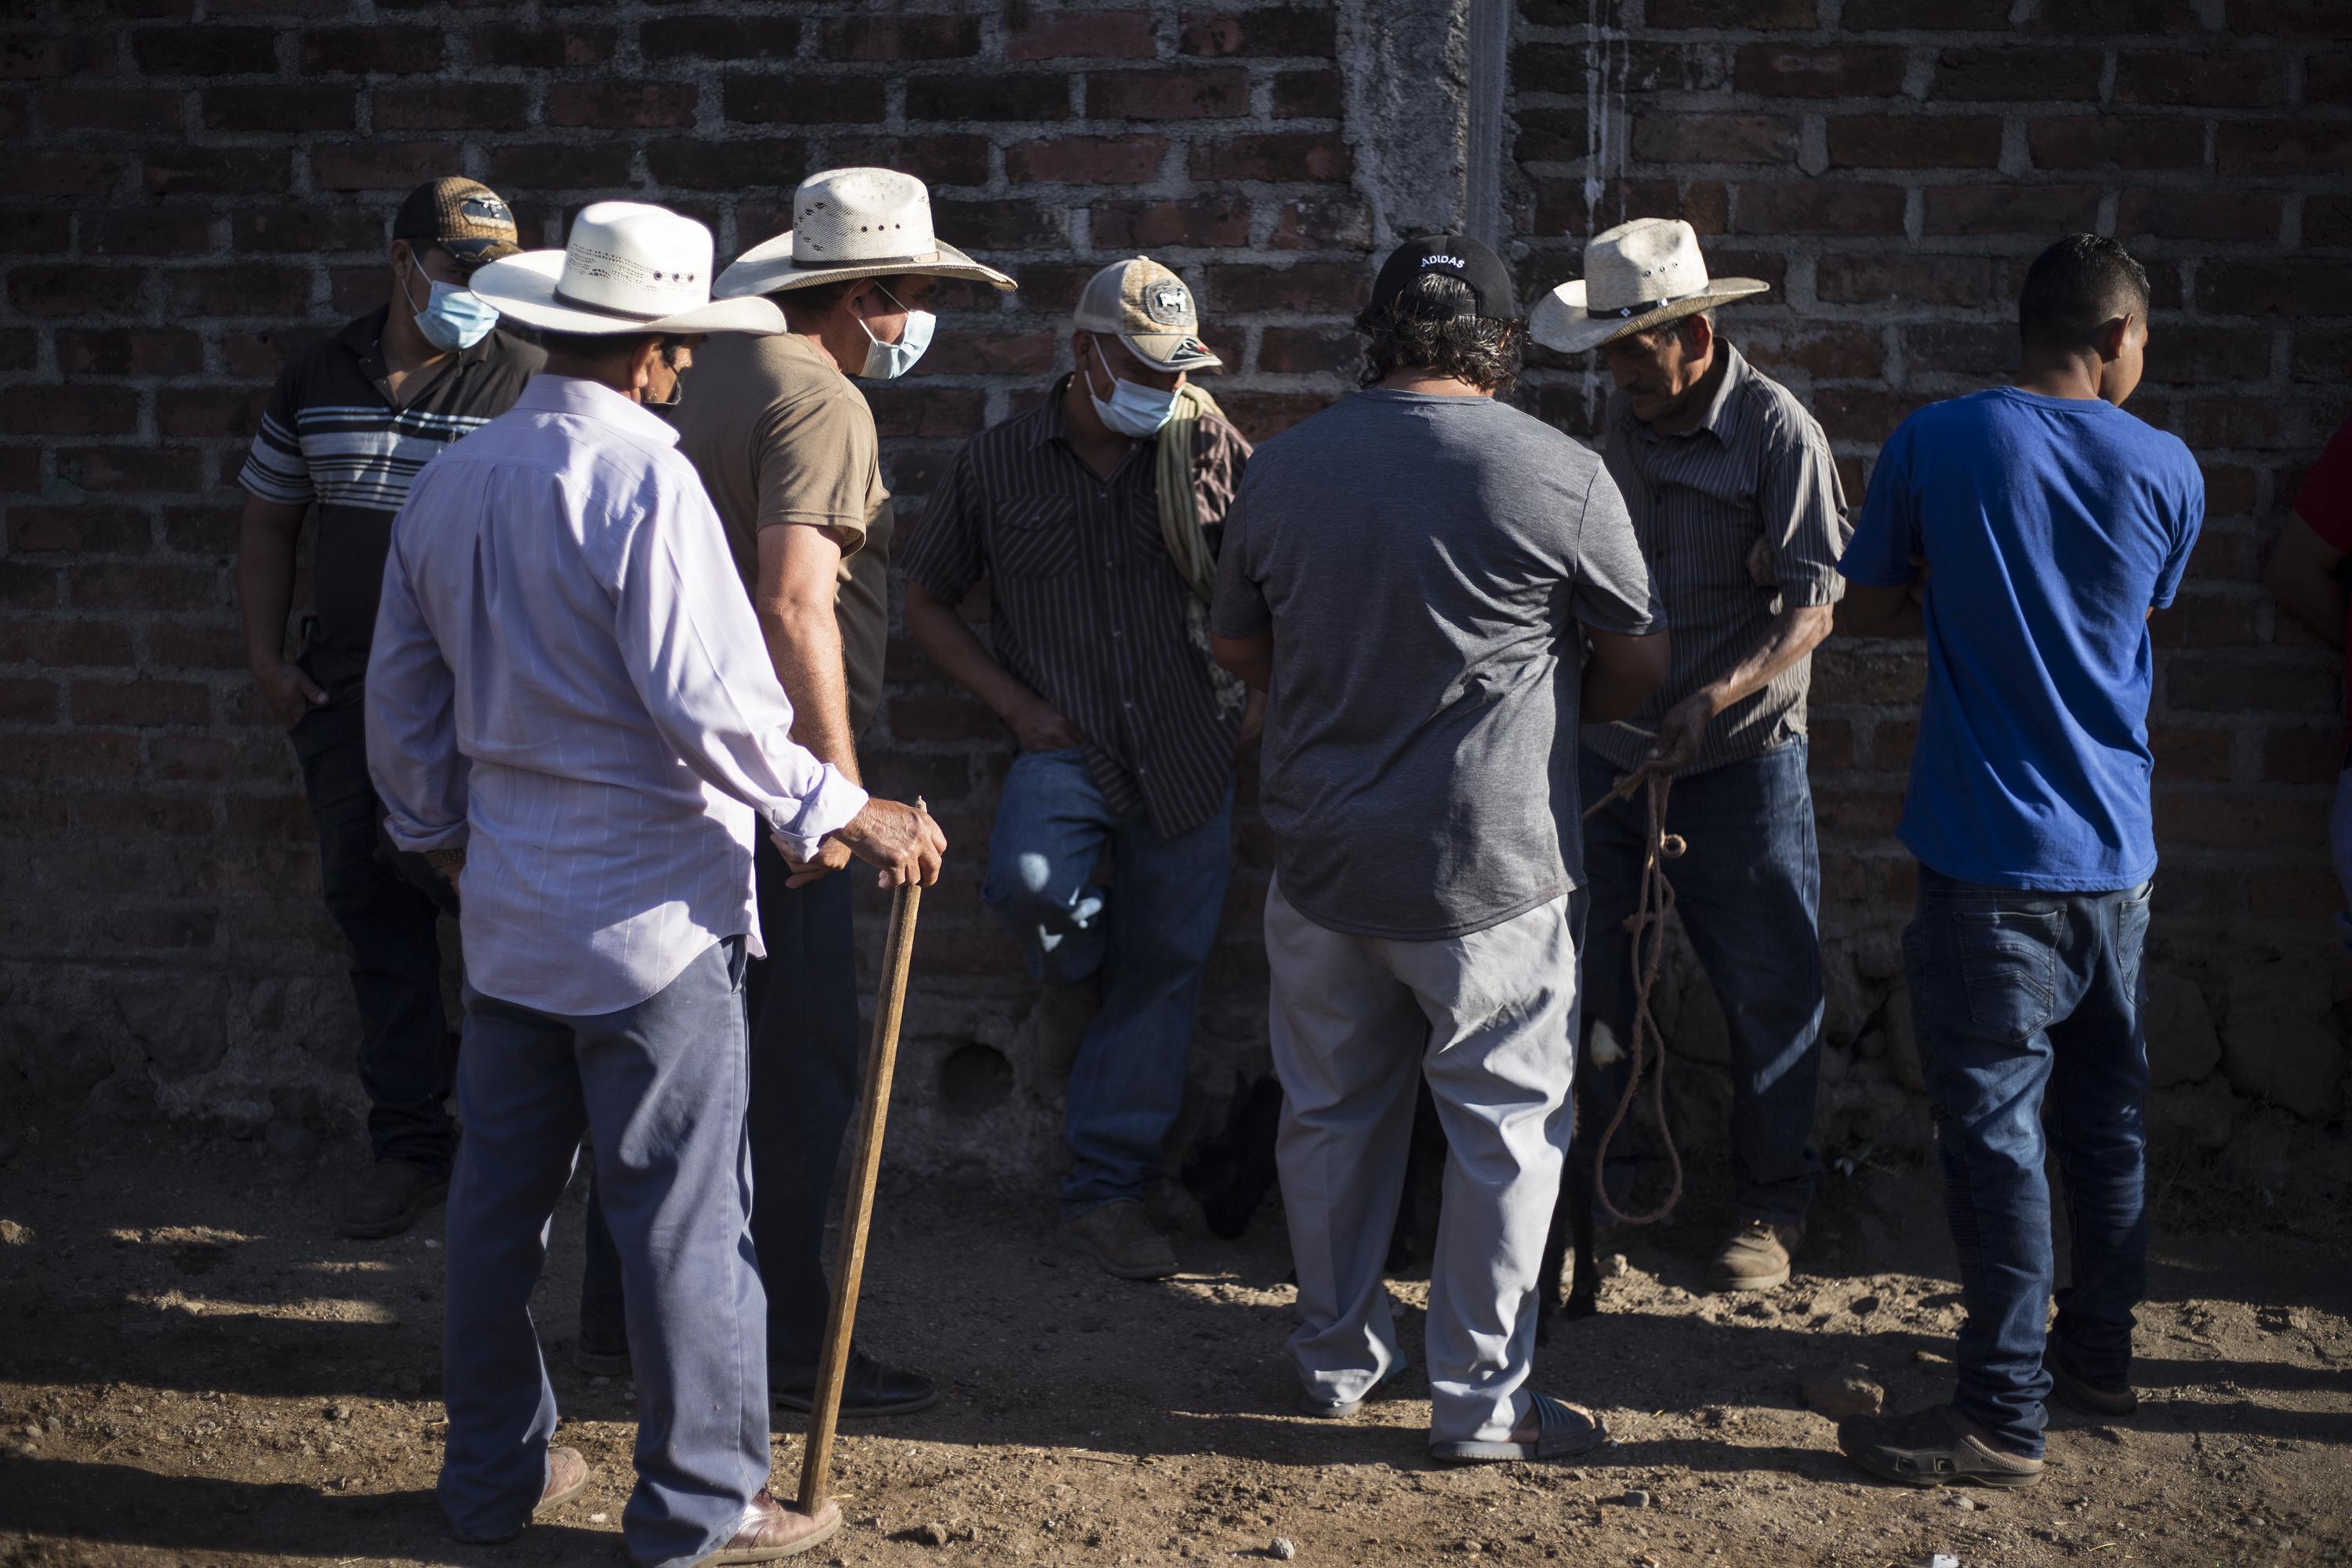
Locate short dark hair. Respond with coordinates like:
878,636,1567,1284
774,273,916,328
1357,273,1524,395
529,328,689,368
1617,309,1712,352
2019,234,2150,355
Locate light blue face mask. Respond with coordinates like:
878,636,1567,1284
401,265,501,353
1086,339,1180,438
855,284,935,381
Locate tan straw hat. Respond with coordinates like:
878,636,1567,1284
1074,256,1221,372
1530,217,1769,354
715,167,1017,297
466,201,784,336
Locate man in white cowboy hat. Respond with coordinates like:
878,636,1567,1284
568,166,1013,1417
1531,216,1849,1294
902,254,1261,1280
366,200,945,1566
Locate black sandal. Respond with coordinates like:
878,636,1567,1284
1838,1405,2045,1489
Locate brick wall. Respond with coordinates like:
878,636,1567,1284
1,0,2346,1178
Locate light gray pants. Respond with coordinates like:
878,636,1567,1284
1264,879,1582,1445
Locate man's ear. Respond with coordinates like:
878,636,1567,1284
2095,312,2136,364
629,336,664,397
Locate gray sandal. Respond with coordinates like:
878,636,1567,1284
1429,1392,1610,1464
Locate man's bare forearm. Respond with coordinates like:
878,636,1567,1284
761,600,862,784
905,585,1041,720
1697,603,1835,715
235,501,303,670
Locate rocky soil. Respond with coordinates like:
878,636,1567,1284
1,1122,2347,1568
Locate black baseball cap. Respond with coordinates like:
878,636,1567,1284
1360,232,1518,326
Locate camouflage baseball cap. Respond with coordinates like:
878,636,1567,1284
393,177,522,270
1073,256,1221,372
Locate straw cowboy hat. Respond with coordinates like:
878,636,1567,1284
715,167,1018,297
466,201,785,336
1530,217,1769,354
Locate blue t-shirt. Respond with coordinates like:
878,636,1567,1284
1840,387,2203,892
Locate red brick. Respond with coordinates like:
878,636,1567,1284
928,198,1068,249
722,74,884,127
54,328,202,376
2168,655,2334,712
2292,328,2352,384
0,205,71,254
1648,0,1814,20
1189,131,1350,182
1842,0,2009,24
167,264,307,317
2155,792,2325,850
40,88,183,132
71,562,224,615
143,145,289,195
1216,390,1334,441
310,139,463,191
1091,195,1251,249
1733,183,1906,235
822,134,993,188
1827,114,2001,168
2148,727,2234,781
53,447,204,492
2116,187,2281,242
2310,52,2352,103
1271,191,1373,250
1088,67,1250,120
1179,7,1337,56
0,153,119,198
466,21,615,68
372,83,528,132
818,16,980,61
906,73,1071,122
1900,321,2014,372
8,263,148,318
133,26,277,75
1006,10,1158,61
2307,194,2352,248
1813,387,1934,443
2198,260,2352,318
73,791,213,839
645,138,806,192
2115,49,2286,106
233,205,383,255
2136,325,2274,387
2201,464,2259,517
0,385,139,436
1008,133,1167,184
921,330,1061,377
5,505,150,554
548,81,698,129
206,83,354,132
2218,120,2352,177
1735,45,1907,97
1740,322,1885,379
1205,261,1363,313
73,678,207,728
2028,116,2206,170
0,32,113,78
1931,46,2103,100
2228,0,2352,38
636,14,793,60
1258,325,1359,375
81,208,212,259
482,142,635,191
2028,0,2199,31
0,617,136,668
156,387,265,439
2264,726,2342,785
1271,67,1342,119
1632,113,1798,165
2152,590,2263,646
301,26,441,73
863,385,989,439
163,502,240,554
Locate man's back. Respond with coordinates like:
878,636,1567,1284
1844,387,2202,890
1212,388,1657,940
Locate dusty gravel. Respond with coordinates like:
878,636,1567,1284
1,1121,2347,1567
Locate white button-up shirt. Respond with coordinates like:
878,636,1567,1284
366,374,868,1017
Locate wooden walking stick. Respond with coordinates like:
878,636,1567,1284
794,807,925,1519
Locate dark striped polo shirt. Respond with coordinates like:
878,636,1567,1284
1584,342,1849,778
901,377,1250,839
238,306,541,693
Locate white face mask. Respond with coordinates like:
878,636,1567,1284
1086,339,1180,438
400,263,500,353
854,283,935,381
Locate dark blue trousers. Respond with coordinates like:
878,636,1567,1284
1904,866,2153,1458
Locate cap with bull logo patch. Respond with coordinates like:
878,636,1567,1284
1073,256,1221,372
1360,231,1518,326
393,177,522,272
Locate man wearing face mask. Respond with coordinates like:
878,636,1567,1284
236,176,543,1241
903,256,1258,1280
569,167,1015,1414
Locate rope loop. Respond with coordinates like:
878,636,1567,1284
1591,770,1685,1229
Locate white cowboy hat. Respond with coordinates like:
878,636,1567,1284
1530,217,1769,354
466,201,786,336
714,167,1017,298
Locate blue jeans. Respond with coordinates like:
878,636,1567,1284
579,844,862,1370
289,695,458,1170
982,749,1232,1217
1577,741,1824,1226
443,938,766,1568
1904,866,2153,1458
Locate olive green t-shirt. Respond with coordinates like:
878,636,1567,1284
669,329,895,738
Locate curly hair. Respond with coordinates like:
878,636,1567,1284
1358,273,1523,396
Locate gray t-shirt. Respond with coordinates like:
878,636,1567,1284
1212,387,1660,941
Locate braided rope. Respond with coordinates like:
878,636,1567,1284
1582,771,1686,1227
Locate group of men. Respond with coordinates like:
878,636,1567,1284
238,159,2207,1561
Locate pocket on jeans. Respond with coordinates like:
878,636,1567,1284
2117,884,2152,1007
1953,907,2061,1042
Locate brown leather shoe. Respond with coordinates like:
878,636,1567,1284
450,1445,593,1544
1058,1200,1178,1280
703,1490,844,1564
336,1159,448,1240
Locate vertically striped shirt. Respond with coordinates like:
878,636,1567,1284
238,307,541,690
900,377,1251,840
1584,342,1849,778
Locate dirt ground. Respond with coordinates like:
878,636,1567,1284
1,1120,2347,1568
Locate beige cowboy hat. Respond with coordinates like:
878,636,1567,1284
715,167,1018,298
466,201,785,336
1530,217,1769,354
